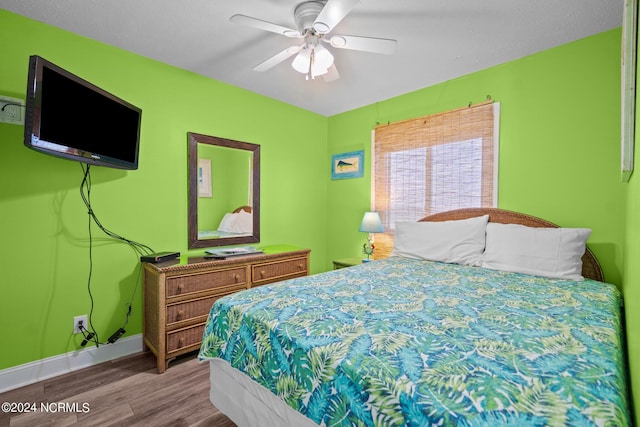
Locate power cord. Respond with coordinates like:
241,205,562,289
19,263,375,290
79,163,155,347
0,101,25,111
78,323,95,347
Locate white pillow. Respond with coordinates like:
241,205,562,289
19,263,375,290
231,210,253,233
218,213,237,232
482,222,591,281
393,215,489,266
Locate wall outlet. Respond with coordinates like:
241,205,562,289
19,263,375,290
0,95,25,125
74,315,88,334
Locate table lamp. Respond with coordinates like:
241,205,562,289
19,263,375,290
359,212,384,261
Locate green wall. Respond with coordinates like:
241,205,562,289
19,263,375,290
327,28,638,417
0,9,328,369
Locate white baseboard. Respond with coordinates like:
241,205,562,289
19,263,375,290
0,333,143,394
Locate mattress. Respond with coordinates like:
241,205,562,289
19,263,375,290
208,357,319,427
199,257,631,426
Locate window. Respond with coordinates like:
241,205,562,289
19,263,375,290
372,102,499,257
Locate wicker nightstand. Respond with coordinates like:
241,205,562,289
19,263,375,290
332,257,363,269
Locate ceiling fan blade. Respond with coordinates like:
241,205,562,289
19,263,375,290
230,14,301,37
253,46,302,72
313,0,361,34
327,35,397,55
323,64,340,82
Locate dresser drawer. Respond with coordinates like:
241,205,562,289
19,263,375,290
167,323,206,354
166,267,247,298
252,257,308,286
166,294,226,327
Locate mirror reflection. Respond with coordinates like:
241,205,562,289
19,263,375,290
188,132,260,249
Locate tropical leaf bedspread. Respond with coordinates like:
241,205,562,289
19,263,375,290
198,257,631,426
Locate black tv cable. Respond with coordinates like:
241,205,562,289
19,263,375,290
78,163,155,346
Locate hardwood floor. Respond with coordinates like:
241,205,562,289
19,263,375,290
0,352,236,427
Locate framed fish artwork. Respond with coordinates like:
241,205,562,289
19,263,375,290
331,150,364,180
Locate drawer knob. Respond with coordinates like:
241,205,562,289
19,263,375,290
260,270,266,277
177,284,184,291
234,274,240,281
178,337,184,347
298,263,303,270
177,310,184,318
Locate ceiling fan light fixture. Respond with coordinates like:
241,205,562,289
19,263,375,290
313,43,334,71
292,48,312,73
231,0,394,81
291,44,334,78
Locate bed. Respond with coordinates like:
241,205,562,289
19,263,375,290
198,208,631,426
198,206,253,239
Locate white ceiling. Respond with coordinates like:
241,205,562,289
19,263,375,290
0,0,623,116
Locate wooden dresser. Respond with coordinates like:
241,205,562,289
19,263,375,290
142,246,310,373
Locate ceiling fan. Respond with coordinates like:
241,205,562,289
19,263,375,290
230,0,397,82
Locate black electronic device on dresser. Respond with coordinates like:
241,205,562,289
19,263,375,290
140,252,181,264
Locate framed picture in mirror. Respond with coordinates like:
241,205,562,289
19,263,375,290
198,158,212,198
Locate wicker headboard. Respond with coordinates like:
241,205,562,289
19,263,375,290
418,208,604,282
233,206,252,213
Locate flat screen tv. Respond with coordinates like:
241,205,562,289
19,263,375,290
24,55,142,170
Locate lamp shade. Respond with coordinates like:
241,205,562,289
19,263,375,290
291,47,312,74
312,44,333,73
359,212,384,233
291,44,334,77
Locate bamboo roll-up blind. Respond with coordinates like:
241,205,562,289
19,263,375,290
372,102,498,258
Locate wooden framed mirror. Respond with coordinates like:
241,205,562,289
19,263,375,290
188,132,260,249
